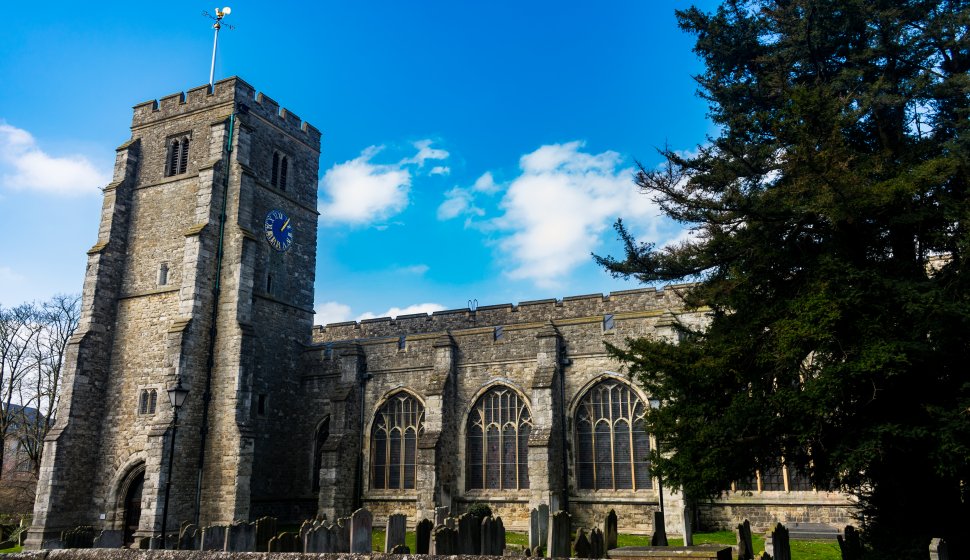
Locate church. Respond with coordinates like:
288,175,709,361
25,78,851,549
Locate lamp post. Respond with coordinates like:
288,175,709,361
648,397,664,515
160,377,189,549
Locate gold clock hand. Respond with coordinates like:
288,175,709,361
281,218,291,231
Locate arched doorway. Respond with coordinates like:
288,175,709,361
122,471,145,546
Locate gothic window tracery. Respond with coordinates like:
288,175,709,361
465,386,532,490
575,379,652,490
370,392,424,490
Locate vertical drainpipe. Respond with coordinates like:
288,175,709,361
559,340,569,513
195,111,236,525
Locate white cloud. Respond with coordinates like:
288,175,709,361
0,122,109,196
314,301,354,325
320,140,451,226
319,146,411,225
435,172,501,222
357,302,446,321
396,264,429,275
492,141,664,289
403,139,449,167
430,166,450,176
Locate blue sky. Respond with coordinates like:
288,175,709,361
0,0,718,324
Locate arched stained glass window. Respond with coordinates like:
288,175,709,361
466,386,532,490
370,392,424,490
575,379,652,490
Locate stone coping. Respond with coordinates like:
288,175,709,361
607,546,732,559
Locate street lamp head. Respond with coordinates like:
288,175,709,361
168,378,190,410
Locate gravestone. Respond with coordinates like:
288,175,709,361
765,522,790,560
534,504,550,549
435,506,450,527
178,525,198,550
603,509,618,551
445,516,457,530
929,538,949,560
480,516,496,556
61,526,95,548
335,517,351,553
304,523,334,553
93,530,123,548
737,519,754,560
573,528,592,558
651,511,668,546
589,527,605,559
269,531,299,552
416,518,434,554
350,508,373,553
433,525,458,555
458,513,480,554
299,520,314,546
837,525,863,560
496,516,506,556
255,516,277,552
548,510,571,558
386,513,408,553
391,544,411,554
226,521,256,552
201,525,227,551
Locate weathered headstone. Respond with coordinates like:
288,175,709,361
93,530,123,548
177,525,199,550
304,523,334,553
350,507,373,553
201,525,227,551
765,522,790,560
255,516,277,552
496,516,506,556
416,518,434,554
299,519,314,546
226,521,256,552
737,519,754,560
391,544,411,554
385,513,408,553
61,526,95,549
603,509,618,551
837,525,863,560
335,517,351,553
929,538,949,560
435,506,450,527
548,510,571,558
480,516,496,556
459,513,480,554
589,527,605,559
269,531,299,552
573,528,592,558
536,504,550,549
433,525,458,555
651,511,668,546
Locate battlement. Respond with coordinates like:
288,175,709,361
312,285,694,342
131,77,321,148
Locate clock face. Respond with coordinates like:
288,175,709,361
263,209,294,252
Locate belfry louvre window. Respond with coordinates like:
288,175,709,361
371,392,424,490
165,136,190,176
575,380,652,490
271,152,288,191
466,386,532,490
138,389,157,415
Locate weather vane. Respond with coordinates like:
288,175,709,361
202,7,235,86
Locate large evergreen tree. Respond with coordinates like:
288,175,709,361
597,1,969,557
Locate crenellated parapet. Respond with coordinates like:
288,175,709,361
312,285,697,342
131,77,321,147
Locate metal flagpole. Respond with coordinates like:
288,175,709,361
204,7,233,86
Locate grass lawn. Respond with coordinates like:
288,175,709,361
371,528,839,560
0,545,22,554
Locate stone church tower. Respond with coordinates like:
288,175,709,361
26,78,320,547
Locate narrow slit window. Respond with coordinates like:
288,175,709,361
266,274,273,294
603,314,615,331
158,262,169,286
279,156,288,191
257,394,267,416
271,152,280,186
494,326,504,341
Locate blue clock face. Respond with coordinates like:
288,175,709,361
263,209,294,252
